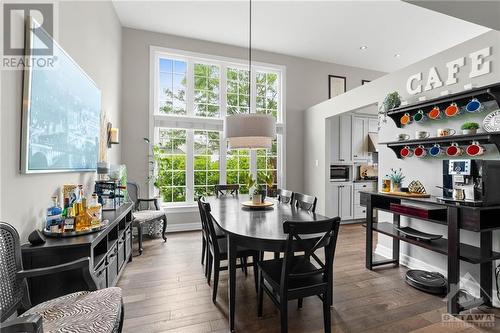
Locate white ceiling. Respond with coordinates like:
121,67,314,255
112,0,490,73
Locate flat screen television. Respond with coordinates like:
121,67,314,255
21,18,101,173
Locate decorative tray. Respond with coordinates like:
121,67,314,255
394,226,443,241
42,225,106,238
241,201,274,209
380,191,430,198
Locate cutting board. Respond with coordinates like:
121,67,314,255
380,191,431,198
359,165,378,179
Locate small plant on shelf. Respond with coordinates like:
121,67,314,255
379,91,402,127
461,122,480,135
387,168,405,192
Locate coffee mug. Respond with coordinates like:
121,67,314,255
397,133,410,141
465,98,483,113
428,106,442,120
415,131,431,139
400,113,412,126
446,142,464,157
429,144,444,157
413,110,426,123
466,141,485,156
445,102,461,117
437,128,456,137
400,146,413,158
414,145,427,158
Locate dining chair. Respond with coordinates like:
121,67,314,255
277,189,294,204
257,217,341,333
127,182,167,255
292,192,317,213
214,184,239,197
198,199,260,303
0,222,124,333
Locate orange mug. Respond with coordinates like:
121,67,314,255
428,106,442,120
400,113,412,126
445,103,461,117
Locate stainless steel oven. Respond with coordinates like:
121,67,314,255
330,165,351,182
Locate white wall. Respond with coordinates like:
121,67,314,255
305,30,500,304
0,1,122,241
120,27,385,227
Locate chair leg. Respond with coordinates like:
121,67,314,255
257,271,264,317
298,298,303,309
204,244,210,277
201,236,206,265
137,224,143,255
323,293,331,333
280,298,288,333
212,259,220,304
207,252,213,285
252,254,259,293
162,217,167,242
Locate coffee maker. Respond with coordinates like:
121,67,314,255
442,159,500,206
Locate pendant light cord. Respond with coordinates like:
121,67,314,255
248,0,252,110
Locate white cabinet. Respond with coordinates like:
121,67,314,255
330,115,352,162
353,182,377,219
352,116,378,161
331,183,353,220
368,118,379,133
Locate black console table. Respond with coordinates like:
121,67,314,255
21,202,134,305
360,191,500,314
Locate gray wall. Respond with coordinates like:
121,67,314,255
120,27,385,216
0,1,122,241
305,30,500,303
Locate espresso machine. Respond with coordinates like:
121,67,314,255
441,159,500,206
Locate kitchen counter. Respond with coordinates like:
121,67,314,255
354,179,378,183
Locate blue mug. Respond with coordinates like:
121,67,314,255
465,98,483,113
429,144,444,157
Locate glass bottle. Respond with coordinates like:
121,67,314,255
87,194,102,229
46,196,63,232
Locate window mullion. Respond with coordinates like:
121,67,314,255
220,65,227,184
186,130,194,202
250,68,257,180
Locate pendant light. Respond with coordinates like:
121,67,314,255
224,0,276,150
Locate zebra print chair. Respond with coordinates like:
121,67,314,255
0,222,124,333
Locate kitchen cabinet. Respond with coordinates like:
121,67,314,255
352,116,369,161
353,182,377,219
331,183,353,220
368,118,379,133
330,114,352,162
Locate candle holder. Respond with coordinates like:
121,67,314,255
107,122,119,148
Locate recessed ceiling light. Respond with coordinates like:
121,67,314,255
359,46,368,50
394,53,401,58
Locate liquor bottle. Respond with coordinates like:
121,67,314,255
46,196,63,233
87,194,102,229
74,186,91,231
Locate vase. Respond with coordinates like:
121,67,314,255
260,190,267,203
462,129,477,135
252,194,262,204
392,182,401,192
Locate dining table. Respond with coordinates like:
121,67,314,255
206,195,332,332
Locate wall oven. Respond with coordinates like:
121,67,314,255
330,165,351,182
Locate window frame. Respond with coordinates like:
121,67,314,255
149,46,286,208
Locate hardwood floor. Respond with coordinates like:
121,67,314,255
118,224,500,332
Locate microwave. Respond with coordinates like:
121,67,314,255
330,165,351,182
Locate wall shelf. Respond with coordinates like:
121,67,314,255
385,83,500,128
380,132,500,159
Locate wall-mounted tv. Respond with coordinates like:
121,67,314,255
21,18,101,173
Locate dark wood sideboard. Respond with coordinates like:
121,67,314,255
360,191,500,315
21,202,134,305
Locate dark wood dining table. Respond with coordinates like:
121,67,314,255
206,195,331,332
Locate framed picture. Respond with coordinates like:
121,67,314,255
362,79,371,85
328,75,346,99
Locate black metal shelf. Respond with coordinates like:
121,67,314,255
386,83,500,128
380,132,500,159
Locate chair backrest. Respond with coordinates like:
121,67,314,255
277,189,294,204
127,181,139,208
0,222,30,321
197,199,221,256
214,184,239,198
292,192,317,212
280,217,341,294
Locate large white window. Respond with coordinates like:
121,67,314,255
150,46,285,206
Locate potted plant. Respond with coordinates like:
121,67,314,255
244,174,259,202
264,173,275,197
461,122,480,135
378,91,401,126
387,168,405,192
253,186,263,204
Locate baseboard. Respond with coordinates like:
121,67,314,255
167,222,201,233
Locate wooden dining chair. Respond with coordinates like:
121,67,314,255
198,199,260,303
292,192,317,213
257,217,341,333
214,184,239,198
277,189,294,204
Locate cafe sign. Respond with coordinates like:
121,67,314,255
406,47,492,95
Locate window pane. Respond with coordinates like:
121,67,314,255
256,138,278,197
194,131,220,198
226,67,250,114
256,70,279,120
194,63,220,118
226,148,251,194
158,58,187,115
156,128,187,202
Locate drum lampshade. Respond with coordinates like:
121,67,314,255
224,114,276,149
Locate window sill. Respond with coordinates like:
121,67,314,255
162,204,198,213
